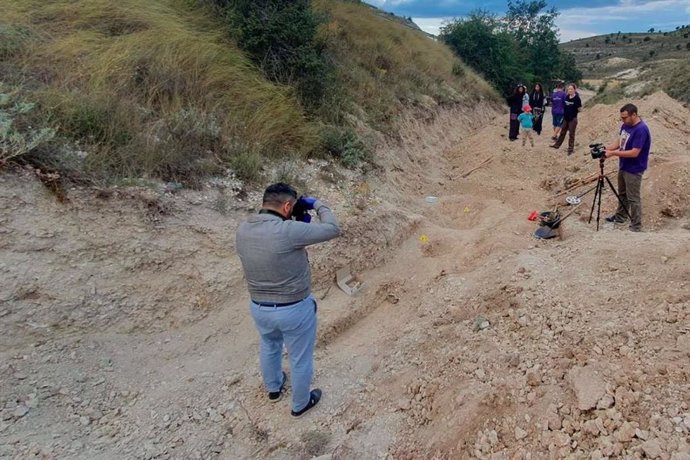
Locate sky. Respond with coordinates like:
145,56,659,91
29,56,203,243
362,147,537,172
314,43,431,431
365,0,690,42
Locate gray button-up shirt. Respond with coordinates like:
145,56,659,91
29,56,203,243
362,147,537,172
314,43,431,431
236,201,340,303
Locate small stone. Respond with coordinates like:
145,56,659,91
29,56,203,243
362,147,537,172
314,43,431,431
14,373,28,380
526,371,540,387
641,439,663,459
515,426,528,440
597,395,615,409
614,421,636,443
569,366,606,411
92,377,106,386
79,416,91,426
13,405,29,418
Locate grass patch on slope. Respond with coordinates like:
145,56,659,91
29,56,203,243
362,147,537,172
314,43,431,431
1,0,316,184
315,0,496,130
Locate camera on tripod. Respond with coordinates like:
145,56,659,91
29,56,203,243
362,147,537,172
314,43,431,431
589,143,606,160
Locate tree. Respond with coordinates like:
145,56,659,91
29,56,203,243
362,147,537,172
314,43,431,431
440,11,524,93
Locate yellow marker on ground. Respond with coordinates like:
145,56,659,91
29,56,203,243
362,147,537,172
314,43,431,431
419,234,429,245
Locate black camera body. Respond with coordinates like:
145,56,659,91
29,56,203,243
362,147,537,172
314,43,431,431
589,143,606,159
291,196,310,221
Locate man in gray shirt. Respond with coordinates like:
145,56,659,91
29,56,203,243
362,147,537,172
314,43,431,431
236,183,340,416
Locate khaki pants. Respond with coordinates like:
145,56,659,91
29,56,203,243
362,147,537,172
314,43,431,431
614,170,643,230
522,129,534,147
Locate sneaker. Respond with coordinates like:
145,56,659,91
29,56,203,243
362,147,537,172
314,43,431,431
291,389,322,417
567,150,574,156
550,144,559,149
605,215,626,224
629,226,642,232
268,371,287,402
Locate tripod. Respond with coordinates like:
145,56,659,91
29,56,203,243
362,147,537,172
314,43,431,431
586,158,632,230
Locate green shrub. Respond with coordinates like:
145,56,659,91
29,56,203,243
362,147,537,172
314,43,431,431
0,88,56,165
214,0,332,111
228,148,263,183
320,125,371,167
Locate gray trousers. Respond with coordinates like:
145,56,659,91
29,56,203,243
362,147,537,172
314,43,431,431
554,118,578,154
614,170,643,230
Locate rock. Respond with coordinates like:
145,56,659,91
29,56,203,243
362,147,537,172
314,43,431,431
552,431,570,447
614,421,636,443
641,439,663,459
397,399,411,411
569,366,606,411
79,416,91,426
671,453,690,460
634,428,650,440
597,394,615,409
545,412,562,431
526,371,540,387
514,426,528,440
13,405,29,418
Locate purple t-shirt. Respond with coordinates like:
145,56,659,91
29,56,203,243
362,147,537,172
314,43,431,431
619,120,651,174
551,90,565,115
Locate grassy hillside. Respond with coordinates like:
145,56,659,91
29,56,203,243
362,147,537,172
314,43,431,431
0,0,497,186
560,27,690,105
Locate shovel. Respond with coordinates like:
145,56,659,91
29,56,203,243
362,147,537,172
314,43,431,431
336,267,363,296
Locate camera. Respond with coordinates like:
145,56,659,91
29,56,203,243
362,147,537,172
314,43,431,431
291,196,310,222
589,143,606,159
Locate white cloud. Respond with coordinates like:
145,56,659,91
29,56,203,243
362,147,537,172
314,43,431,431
412,17,453,36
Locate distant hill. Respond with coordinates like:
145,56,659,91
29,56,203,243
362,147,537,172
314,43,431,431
560,26,690,105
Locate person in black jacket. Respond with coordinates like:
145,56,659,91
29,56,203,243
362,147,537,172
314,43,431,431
529,83,545,136
506,84,526,141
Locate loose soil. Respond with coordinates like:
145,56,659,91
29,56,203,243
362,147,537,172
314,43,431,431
1,92,689,459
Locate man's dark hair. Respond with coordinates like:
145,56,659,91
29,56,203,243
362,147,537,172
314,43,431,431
556,81,564,89
263,182,297,205
620,103,638,115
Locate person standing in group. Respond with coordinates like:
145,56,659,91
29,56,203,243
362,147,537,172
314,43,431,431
529,83,545,136
550,82,566,141
550,83,582,156
235,183,341,416
604,103,652,232
507,84,526,141
518,105,535,148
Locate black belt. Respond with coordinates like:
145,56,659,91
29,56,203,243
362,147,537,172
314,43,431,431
252,298,304,308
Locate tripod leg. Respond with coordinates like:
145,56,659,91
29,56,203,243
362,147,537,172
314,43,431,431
588,179,602,224
604,176,632,221
596,178,604,231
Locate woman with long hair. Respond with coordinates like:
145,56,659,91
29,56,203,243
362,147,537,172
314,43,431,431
506,84,526,141
550,83,582,156
529,83,545,136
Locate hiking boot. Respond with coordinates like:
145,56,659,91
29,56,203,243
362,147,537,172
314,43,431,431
291,389,322,417
567,150,574,156
550,144,559,149
629,226,642,232
268,371,287,402
605,215,626,224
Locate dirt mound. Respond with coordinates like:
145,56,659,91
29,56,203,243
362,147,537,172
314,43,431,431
2,94,689,459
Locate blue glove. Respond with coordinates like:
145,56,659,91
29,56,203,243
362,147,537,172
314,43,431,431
297,196,318,210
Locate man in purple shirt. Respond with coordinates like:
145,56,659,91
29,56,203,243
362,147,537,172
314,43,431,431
604,103,652,232
550,82,565,140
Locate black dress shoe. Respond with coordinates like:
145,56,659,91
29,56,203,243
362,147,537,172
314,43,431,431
291,389,322,416
268,371,287,402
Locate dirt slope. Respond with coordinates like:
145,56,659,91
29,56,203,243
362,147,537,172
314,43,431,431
1,93,689,459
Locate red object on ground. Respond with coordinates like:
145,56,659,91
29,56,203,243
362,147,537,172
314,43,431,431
528,211,538,221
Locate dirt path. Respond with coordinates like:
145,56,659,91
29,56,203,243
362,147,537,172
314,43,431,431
1,93,689,459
